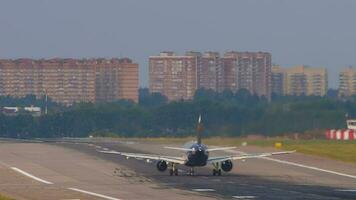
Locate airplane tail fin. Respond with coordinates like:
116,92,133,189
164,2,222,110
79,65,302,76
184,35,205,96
197,115,203,144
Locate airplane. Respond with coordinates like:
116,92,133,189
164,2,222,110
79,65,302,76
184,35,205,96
98,115,295,176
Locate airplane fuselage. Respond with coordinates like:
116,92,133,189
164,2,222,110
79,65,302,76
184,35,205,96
184,143,209,167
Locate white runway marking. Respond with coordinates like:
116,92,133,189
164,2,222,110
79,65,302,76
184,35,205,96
232,196,256,199
192,188,215,192
226,149,356,180
261,156,356,180
68,188,121,200
61,199,81,200
335,189,356,192
11,167,53,184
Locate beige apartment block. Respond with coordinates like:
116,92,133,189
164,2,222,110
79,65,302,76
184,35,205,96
0,58,139,105
339,67,356,97
272,65,328,96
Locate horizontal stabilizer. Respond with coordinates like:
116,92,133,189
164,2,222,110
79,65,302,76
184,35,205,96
164,146,194,151
207,147,236,152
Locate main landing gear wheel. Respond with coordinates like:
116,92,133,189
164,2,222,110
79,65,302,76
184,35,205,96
189,168,195,176
169,169,178,176
212,169,222,176
212,162,222,176
169,163,178,176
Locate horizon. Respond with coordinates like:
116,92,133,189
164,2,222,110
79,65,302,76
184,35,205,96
1,0,356,88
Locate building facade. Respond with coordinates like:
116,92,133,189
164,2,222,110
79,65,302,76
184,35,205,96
149,52,198,101
149,51,272,101
0,58,139,105
199,52,223,92
271,65,284,95
339,68,356,97
272,65,328,96
222,52,272,98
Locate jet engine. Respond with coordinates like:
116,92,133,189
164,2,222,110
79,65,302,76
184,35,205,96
221,160,233,172
156,160,168,172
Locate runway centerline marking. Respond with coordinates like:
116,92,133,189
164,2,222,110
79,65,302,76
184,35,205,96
225,149,356,180
11,167,53,184
232,196,256,199
192,188,215,192
68,188,121,200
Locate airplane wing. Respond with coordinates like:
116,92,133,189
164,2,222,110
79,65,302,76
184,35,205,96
207,147,236,152
98,150,186,164
207,150,295,164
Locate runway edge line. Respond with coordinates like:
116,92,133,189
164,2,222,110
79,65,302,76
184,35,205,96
10,167,53,184
68,187,121,200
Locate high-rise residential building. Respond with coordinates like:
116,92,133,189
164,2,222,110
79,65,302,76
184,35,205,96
339,67,356,97
222,52,272,98
199,52,223,92
149,52,198,101
95,58,139,103
271,65,284,95
272,65,328,96
0,58,139,105
149,51,272,101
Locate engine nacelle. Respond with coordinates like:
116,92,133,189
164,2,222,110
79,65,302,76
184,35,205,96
221,160,233,172
156,160,168,172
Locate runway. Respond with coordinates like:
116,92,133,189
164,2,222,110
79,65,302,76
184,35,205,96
1,138,356,199
0,139,212,200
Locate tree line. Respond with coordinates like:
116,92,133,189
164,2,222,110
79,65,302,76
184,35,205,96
0,88,354,138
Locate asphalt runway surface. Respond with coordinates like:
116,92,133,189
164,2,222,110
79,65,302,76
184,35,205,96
1,138,356,200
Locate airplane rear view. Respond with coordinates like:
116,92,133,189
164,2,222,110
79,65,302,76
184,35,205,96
99,115,295,176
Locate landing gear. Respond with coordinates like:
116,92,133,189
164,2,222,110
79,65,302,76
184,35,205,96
169,163,178,176
212,169,221,176
169,169,178,176
212,162,222,176
189,167,195,176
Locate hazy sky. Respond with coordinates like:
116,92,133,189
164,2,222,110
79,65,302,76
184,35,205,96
1,0,356,88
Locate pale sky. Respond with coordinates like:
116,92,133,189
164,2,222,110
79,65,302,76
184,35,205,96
1,0,356,88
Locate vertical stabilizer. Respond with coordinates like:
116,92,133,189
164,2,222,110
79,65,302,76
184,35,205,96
197,115,203,144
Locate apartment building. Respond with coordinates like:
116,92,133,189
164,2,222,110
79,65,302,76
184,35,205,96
149,51,272,101
272,65,328,96
339,67,356,97
222,52,272,98
199,52,223,92
0,58,139,105
271,65,284,95
149,52,198,101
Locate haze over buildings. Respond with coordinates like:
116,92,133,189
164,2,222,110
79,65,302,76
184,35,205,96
149,51,272,101
339,68,356,97
0,58,139,105
1,1,355,89
272,65,328,96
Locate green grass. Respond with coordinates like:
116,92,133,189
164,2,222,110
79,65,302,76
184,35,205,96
114,137,356,164
0,194,14,200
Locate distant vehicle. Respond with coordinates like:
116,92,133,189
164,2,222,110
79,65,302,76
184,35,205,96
99,115,295,176
346,119,356,130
